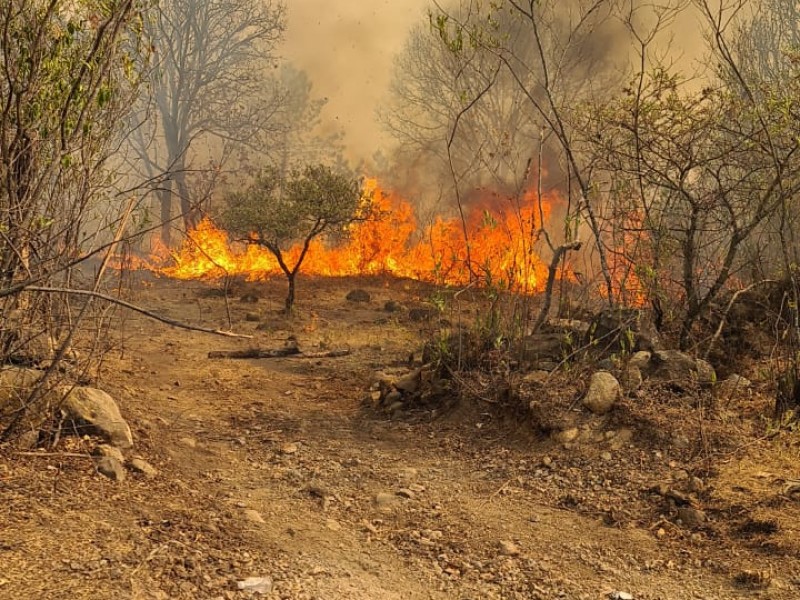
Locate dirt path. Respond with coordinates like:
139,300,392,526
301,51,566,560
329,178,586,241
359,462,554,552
2,277,799,599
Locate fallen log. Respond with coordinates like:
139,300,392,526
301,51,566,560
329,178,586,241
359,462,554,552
207,347,351,359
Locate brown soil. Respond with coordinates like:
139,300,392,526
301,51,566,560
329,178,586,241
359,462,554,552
2,275,800,600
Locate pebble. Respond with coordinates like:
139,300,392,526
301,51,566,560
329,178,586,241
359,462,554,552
243,509,265,524
281,442,299,455
237,577,273,594
95,456,126,482
397,488,415,499
128,458,158,478
677,506,706,529
555,428,579,443
178,437,197,449
609,592,634,600
499,540,520,556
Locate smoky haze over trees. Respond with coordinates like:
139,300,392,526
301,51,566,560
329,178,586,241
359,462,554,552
128,0,286,245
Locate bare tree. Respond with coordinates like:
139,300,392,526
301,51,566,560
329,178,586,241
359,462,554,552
131,0,286,245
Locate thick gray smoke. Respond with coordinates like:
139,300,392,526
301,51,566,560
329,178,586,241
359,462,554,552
282,0,432,165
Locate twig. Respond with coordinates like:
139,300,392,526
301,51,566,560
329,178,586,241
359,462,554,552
479,478,515,508
208,347,351,359
24,286,253,338
16,451,93,458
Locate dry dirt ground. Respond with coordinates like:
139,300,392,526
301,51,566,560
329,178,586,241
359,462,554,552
2,275,800,600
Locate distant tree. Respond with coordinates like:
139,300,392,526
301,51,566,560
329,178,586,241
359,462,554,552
224,165,370,313
129,0,286,245
271,64,348,177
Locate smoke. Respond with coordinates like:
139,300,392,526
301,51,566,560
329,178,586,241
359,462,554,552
282,0,432,165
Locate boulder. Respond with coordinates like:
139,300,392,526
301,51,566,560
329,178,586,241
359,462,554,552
346,289,371,303
647,350,716,388
61,387,133,448
583,371,621,415
586,308,661,355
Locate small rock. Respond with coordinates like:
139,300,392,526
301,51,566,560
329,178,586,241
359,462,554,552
609,592,634,600
541,456,553,467
695,359,717,387
620,366,643,392
582,371,621,415
346,289,371,303
499,540,520,556
733,569,771,589
325,519,342,531
676,506,706,529
95,456,126,482
397,488,415,499
601,451,612,461
408,307,438,322
554,428,579,443
178,436,197,449
243,509,265,525
237,577,273,594
93,444,124,463
280,442,299,455
127,458,158,478
384,300,403,313
398,467,418,481
628,351,651,371
387,401,405,414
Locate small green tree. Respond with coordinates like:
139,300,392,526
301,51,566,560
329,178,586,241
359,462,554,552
224,164,370,313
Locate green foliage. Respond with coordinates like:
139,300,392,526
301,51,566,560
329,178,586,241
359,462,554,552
225,164,370,256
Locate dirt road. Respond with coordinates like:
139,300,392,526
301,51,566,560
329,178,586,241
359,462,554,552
2,277,798,599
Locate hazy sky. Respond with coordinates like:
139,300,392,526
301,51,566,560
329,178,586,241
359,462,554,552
282,0,432,164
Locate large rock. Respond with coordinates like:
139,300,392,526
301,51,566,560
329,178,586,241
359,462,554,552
61,387,133,448
585,308,661,355
647,350,716,388
583,371,621,415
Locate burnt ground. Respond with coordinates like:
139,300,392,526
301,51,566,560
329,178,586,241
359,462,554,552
2,274,800,600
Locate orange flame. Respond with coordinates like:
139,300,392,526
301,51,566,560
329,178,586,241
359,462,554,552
141,179,556,292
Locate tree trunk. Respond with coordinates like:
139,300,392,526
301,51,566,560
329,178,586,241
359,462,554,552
285,273,296,314
159,183,173,246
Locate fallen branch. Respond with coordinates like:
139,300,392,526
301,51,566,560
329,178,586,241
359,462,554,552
25,286,253,339
208,347,351,359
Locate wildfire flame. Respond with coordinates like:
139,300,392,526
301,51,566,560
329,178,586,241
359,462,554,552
139,178,556,293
